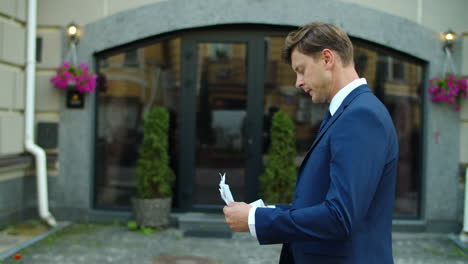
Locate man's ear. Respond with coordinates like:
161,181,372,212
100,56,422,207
321,49,335,69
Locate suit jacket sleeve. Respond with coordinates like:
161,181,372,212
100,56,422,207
274,204,292,210
255,106,395,244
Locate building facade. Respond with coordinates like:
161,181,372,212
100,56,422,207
1,0,468,232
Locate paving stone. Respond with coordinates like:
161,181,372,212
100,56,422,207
0,225,467,263
153,256,217,264
0,230,30,255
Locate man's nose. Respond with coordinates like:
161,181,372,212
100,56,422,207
296,78,304,89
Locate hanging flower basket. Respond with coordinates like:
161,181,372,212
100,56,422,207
50,61,97,93
429,73,468,111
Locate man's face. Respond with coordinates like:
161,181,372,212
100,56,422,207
291,49,331,103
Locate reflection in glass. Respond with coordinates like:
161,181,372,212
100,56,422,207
95,38,181,209
264,37,423,217
92,31,424,217
263,36,327,168
355,43,423,216
194,42,247,206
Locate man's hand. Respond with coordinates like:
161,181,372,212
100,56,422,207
223,202,252,232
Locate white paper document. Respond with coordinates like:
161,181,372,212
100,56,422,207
218,172,267,208
219,172,235,205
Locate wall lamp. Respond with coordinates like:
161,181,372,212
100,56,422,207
66,22,80,44
442,29,456,51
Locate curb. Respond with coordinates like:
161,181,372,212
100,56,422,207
448,234,468,252
0,221,72,261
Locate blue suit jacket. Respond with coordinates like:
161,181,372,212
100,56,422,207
255,85,398,263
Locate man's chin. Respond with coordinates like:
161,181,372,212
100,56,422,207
311,96,326,104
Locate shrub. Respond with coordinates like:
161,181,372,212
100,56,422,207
135,106,175,198
260,110,297,204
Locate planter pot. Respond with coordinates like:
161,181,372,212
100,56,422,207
132,197,172,228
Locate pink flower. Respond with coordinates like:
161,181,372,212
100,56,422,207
447,80,454,88
429,87,439,94
77,62,89,71
50,61,97,93
429,73,468,111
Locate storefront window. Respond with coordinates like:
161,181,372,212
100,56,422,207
263,37,328,163
95,38,181,209
93,29,423,216
355,42,424,217
264,36,424,217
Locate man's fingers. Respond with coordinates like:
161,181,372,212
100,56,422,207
227,201,248,207
223,208,232,227
223,202,249,232
223,206,229,216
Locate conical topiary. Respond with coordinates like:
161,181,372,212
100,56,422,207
135,106,175,198
260,110,297,204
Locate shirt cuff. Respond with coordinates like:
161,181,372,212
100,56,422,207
248,206,257,238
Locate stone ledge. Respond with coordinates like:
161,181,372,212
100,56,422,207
0,154,58,170
392,219,427,232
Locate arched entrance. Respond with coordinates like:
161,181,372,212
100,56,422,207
93,24,425,217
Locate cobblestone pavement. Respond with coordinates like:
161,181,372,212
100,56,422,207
1,223,468,264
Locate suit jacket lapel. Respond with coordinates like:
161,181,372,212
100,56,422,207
298,85,371,174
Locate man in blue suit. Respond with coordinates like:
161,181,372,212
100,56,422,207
223,22,399,263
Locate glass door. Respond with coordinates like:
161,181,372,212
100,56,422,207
179,32,264,211
194,42,248,206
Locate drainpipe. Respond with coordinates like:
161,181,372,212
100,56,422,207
25,0,57,227
461,167,468,243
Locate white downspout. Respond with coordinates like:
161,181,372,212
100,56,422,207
25,0,57,227
461,167,468,242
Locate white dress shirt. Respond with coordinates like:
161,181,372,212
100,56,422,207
247,78,368,239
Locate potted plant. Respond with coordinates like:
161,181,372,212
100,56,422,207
259,110,297,204
50,61,97,108
429,73,468,111
50,61,97,93
133,106,175,228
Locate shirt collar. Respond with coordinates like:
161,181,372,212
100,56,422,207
329,78,367,116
